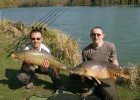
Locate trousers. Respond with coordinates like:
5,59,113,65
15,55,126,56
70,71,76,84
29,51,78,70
95,78,119,100
70,74,119,100
16,63,62,88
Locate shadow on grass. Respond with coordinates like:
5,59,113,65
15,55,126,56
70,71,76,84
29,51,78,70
0,68,23,90
0,68,65,91
0,68,91,94
35,74,56,91
60,74,86,94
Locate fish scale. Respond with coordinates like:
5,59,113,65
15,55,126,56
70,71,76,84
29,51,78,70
11,50,66,73
70,60,130,84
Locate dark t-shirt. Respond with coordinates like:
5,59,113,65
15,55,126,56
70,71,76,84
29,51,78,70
82,41,117,63
82,41,119,100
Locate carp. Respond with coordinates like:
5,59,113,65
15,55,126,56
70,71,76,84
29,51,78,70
11,50,66,73
70,60,130,84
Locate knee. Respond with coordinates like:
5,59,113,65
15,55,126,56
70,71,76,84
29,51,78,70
48,66,56,71
48,66,58,74
16,73,30,84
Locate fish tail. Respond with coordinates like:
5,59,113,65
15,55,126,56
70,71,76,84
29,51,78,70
122,74,131,80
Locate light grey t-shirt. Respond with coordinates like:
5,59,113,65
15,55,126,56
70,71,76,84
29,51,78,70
82,41,117,62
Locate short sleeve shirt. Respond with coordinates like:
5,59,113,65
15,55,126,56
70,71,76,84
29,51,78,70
21,43,51,71
23,43,51,54
82,41,117,62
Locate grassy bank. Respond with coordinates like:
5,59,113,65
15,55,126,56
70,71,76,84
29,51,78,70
0,20,140,99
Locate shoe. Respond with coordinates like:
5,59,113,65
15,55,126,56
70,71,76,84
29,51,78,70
25,82,34,89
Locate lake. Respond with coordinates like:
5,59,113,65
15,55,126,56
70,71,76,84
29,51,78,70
1,6,140,66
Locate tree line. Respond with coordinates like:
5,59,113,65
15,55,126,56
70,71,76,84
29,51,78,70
0,0,139,8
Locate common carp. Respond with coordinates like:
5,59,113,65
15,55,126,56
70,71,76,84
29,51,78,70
70,60,130,84
11,50,66,73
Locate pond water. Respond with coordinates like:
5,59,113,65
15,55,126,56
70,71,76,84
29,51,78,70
1,6,140,66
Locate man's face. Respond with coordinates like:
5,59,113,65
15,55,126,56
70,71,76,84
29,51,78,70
30,32,43,48
90,28,105,44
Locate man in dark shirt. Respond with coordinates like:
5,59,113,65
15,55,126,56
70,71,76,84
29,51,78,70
82,26,119,100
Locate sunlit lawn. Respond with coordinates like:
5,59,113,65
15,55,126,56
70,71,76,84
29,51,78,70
0,36,140,100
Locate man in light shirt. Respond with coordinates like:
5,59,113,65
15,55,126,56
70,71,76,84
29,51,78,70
17,29,65,90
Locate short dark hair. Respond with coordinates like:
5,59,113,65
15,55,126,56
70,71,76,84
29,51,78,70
30,29,42,37
91,26,104,34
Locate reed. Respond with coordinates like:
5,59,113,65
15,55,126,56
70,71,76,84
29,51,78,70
43,29,82,67
123,62,140,88
0,0,139,8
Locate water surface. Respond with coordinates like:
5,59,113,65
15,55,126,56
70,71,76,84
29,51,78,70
1,6,140,66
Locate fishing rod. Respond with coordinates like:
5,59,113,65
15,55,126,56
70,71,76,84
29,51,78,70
9,7,64,47
37,6,66,29
22,1,68,33
17,7,67,50
32,6,62,29
27,0,68,30
9,7,61,47
8,1,68,54
45,7,68,27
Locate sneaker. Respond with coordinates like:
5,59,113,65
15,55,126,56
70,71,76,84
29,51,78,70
25,82,34,89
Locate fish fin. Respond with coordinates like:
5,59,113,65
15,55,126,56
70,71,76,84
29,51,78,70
122,74,131,80
94,78,101,85
110,75,117,80
34,65,38,69
85,69,93,80
87,76,92,80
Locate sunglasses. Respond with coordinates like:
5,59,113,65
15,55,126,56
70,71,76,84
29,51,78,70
91,33,102,37
31,38,41,40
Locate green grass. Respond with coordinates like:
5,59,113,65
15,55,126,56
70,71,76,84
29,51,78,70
0,35,80,100
0,35,140,100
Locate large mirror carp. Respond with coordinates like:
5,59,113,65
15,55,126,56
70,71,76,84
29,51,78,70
11,50,66,73
70,60,130,84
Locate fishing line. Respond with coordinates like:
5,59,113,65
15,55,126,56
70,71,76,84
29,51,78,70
45,7,68,26
14,7,65,49
33,6,64,28
30,1,68,30
9,6,60,47
40,6,67,29
8,1,68,54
